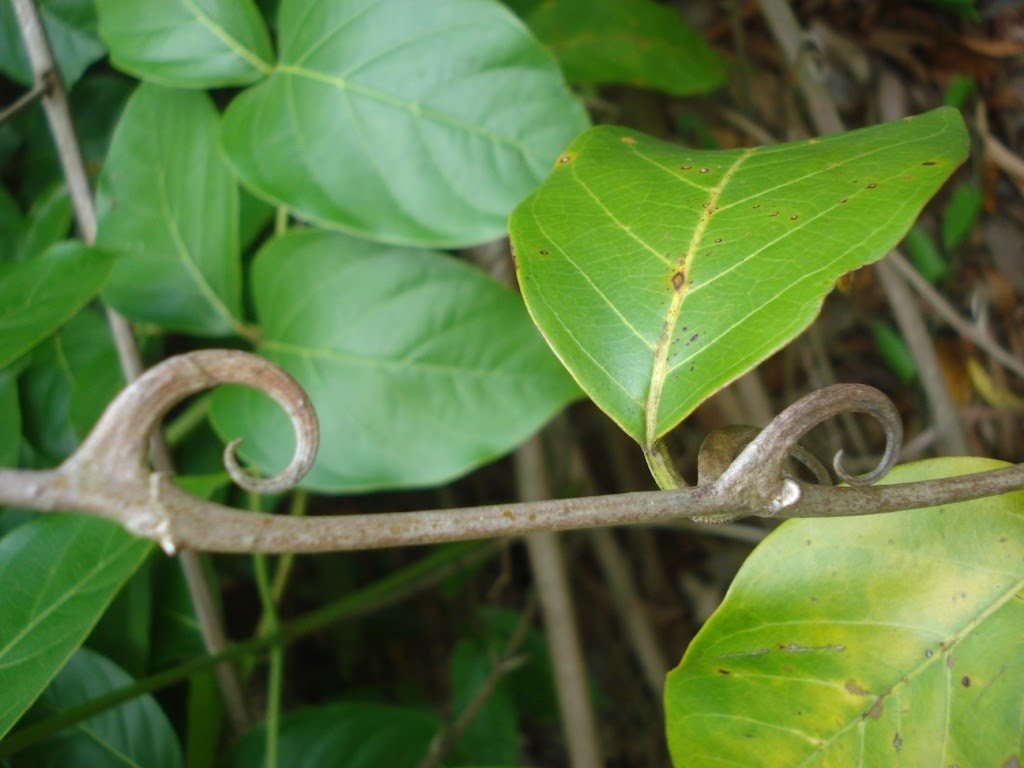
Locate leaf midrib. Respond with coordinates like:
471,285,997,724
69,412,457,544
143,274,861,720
154,167,243,336
274,64,537,160
0,536,142,667
181,0,272,75
794,572,1024,767
644,148,752,447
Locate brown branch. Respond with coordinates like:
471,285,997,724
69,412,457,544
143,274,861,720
2,350,1022,555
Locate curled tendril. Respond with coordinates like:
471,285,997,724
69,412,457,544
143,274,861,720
698,425,832,488
66,350,319,493
706,384,902,517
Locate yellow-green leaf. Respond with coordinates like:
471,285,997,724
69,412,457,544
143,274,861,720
665,457,1024,767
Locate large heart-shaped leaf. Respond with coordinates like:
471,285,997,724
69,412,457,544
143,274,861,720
209,230,579,492
0,240,114,368
96,0,273,88
510,108,967,451
11,648,182,768
0,516,151,740
520,0,725,95
228,703,439,768
97,84,245,337
664,457,1024,767
220,0,589,247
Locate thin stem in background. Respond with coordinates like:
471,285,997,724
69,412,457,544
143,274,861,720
9,0,250,733
889,251,1024,380
876,258,970,453
252,552,282,768
516,436,604,768
417,602,536,768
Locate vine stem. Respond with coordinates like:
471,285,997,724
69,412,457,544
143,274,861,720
10,0,249,733
1,350,1022,553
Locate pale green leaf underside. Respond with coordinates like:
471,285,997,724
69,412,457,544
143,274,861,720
97,0,273,88
19,648,183,767
510,107,968,446
0,241,114,368
97,84,244,337
220,0,588,248
209,230,579,492
0,517,151,740
665,457,1024,768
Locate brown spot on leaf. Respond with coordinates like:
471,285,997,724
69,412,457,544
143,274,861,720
769,210,779,217
538,249,548,256
961,676,971,687
555,152,576,167
699,167,709,173
753,203,761,209
867,182,877,189
1003,756,1022,768
922,160,937,166
893,732,903,750
947,653,956,668
839,198,848,204
681,164,691,170
790,214,799,220
717,668,731,675
621,136,637,145
671,271,686,291
845,679,870,696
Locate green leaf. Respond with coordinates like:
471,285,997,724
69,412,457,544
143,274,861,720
19,309,121,463
0,241,114,368
510,108,968,448
220,0,589,248
228,702,439,768
0,0,105,88
15,183,72,263
0,369,19,467
523,0,725,95
97,84,245,337
0,516,151,740
86,558,153,677
942,74,976,109
665,457,1024,768
10,648,182,768
449,638,521,765
871,321,916,385
209,230,579,491
902,225,946,283
97,0,273,88
0,184,24,263
149,554,207,667
941,182,983,251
